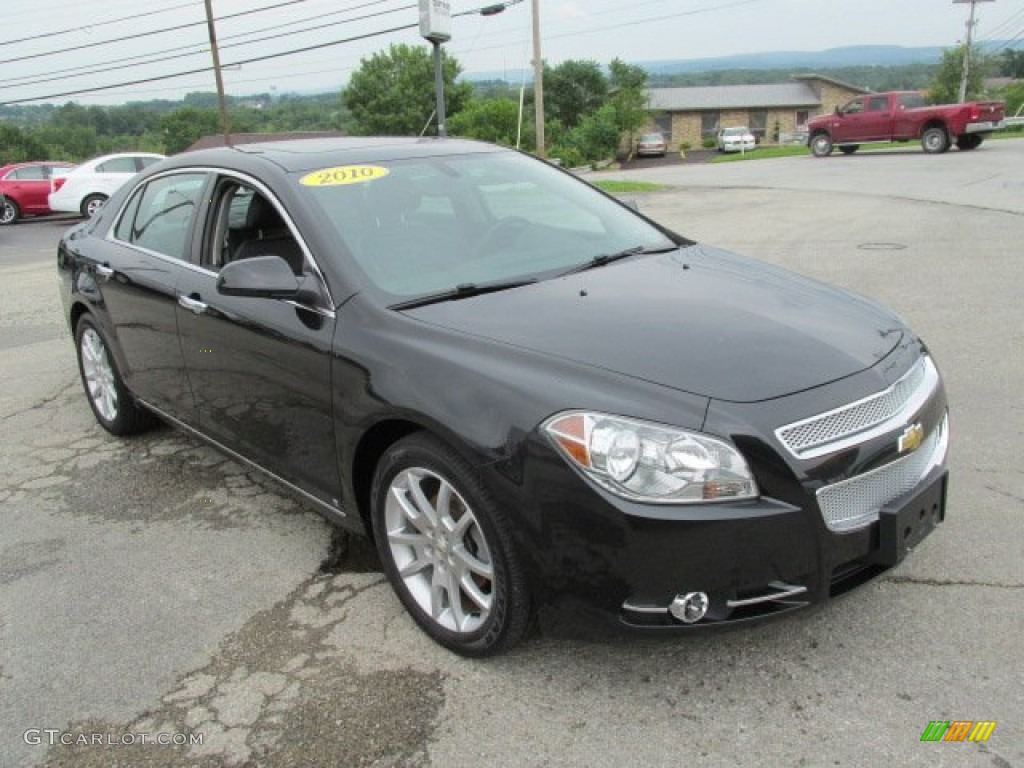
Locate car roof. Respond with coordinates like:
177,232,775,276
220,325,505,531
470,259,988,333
1,160,74,172
165,137,508,175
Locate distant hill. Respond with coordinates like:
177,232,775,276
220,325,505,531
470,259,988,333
463,42,1024,82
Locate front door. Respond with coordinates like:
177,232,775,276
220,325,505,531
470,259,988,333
175,176,340,507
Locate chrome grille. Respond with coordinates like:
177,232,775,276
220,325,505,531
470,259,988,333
816,413,948,532
777,357,935,459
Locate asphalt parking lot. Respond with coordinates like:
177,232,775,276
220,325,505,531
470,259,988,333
1,141,1022,768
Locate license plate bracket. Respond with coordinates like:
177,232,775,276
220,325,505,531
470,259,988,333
874,470,948,567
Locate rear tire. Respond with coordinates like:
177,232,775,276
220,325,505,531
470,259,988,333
810,133,833,157
956,134,983,150
0,197,20,225
81,194,108,218
74,314,155,436
921,126,949,154
371,433,532,657
839,145,859,155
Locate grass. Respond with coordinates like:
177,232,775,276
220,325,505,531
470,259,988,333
709,145,809,163
590,180,666,193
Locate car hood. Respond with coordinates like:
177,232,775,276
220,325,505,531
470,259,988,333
402,245,905,403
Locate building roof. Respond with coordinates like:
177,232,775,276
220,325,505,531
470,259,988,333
647,83,822,111
647,75,871,113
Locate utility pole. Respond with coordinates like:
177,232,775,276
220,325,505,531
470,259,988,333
531,0,545,157
203,0,232,147
953,0,995,103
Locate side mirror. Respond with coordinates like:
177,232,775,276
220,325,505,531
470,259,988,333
834,106,841,115
217,255,322,305
622,199,640,212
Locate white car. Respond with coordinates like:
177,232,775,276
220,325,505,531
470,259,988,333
48,152,165,218
716,126,756,153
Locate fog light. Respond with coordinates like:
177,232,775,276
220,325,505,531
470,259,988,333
669,592,709,624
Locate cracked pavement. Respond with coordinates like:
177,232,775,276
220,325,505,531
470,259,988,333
2,143,1023,768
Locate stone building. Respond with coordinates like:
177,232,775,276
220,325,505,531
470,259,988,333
645,74,869,148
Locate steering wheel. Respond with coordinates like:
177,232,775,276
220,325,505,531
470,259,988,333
477,216,531,255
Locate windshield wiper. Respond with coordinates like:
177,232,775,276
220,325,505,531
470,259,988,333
558,244,678,276
390,278,538,310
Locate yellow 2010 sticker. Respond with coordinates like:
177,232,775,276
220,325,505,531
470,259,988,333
299,165,389,187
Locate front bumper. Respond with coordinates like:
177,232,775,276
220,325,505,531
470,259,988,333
498,347,948,631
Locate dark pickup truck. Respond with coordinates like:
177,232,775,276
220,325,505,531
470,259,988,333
807,91,1005,156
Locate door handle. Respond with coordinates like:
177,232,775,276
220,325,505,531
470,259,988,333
177,294,208,315
94,264,114,280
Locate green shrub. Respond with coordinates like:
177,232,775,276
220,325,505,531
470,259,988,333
701,137,716,149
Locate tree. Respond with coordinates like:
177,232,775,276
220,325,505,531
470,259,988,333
999,49,1024,79
927,45,990,103
1003,81,1024,118
342,44,471,136
0,124,48,162
159,107,220,153
608,58,650,155
543,60,608,129
448,98,528,147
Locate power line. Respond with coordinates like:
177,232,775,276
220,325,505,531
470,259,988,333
0,18,427,105
0,0,313,66
0,1,201,47
0,1,415,89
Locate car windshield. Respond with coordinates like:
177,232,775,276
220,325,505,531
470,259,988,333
640,134,663,142
723,128,748,136
295,150,676,299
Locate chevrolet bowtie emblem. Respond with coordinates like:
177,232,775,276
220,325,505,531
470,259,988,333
898,423,925,454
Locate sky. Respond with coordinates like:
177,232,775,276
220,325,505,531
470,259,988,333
0,0,1021,106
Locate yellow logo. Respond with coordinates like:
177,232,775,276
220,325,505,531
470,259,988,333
299,165,389,187
898,423,924,454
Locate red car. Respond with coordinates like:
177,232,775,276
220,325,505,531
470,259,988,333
0,161,76,225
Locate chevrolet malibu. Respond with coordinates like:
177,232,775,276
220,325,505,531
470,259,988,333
57,138,949,656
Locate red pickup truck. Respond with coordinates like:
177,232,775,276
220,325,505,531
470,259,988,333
806,91,1005,157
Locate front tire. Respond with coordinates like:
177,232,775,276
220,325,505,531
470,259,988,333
74,314,154,435
371,433,531,657
81,194,108,218
1,196,20,225
921,126,949,154
810,133,833,157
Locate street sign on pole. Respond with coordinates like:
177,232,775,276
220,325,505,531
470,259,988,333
420,0,452,43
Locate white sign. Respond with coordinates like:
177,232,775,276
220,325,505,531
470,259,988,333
419,0,452,42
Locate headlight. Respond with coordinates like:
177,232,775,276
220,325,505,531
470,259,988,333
542,411,758,503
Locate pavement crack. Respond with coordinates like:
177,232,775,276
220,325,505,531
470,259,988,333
983,484,1024,505
0,380,77,423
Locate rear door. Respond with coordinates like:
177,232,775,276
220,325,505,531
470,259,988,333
174,173,341,506
91,170,211,420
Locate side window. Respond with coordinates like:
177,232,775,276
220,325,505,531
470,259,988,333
137,156,162,170
898,93,925,110
10,166,46,180
842,98,865,115
116,173,207,260
868,96,889,112
97,157,138,174
207,182,306,276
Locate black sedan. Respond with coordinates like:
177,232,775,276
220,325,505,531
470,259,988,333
57,138,949,656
